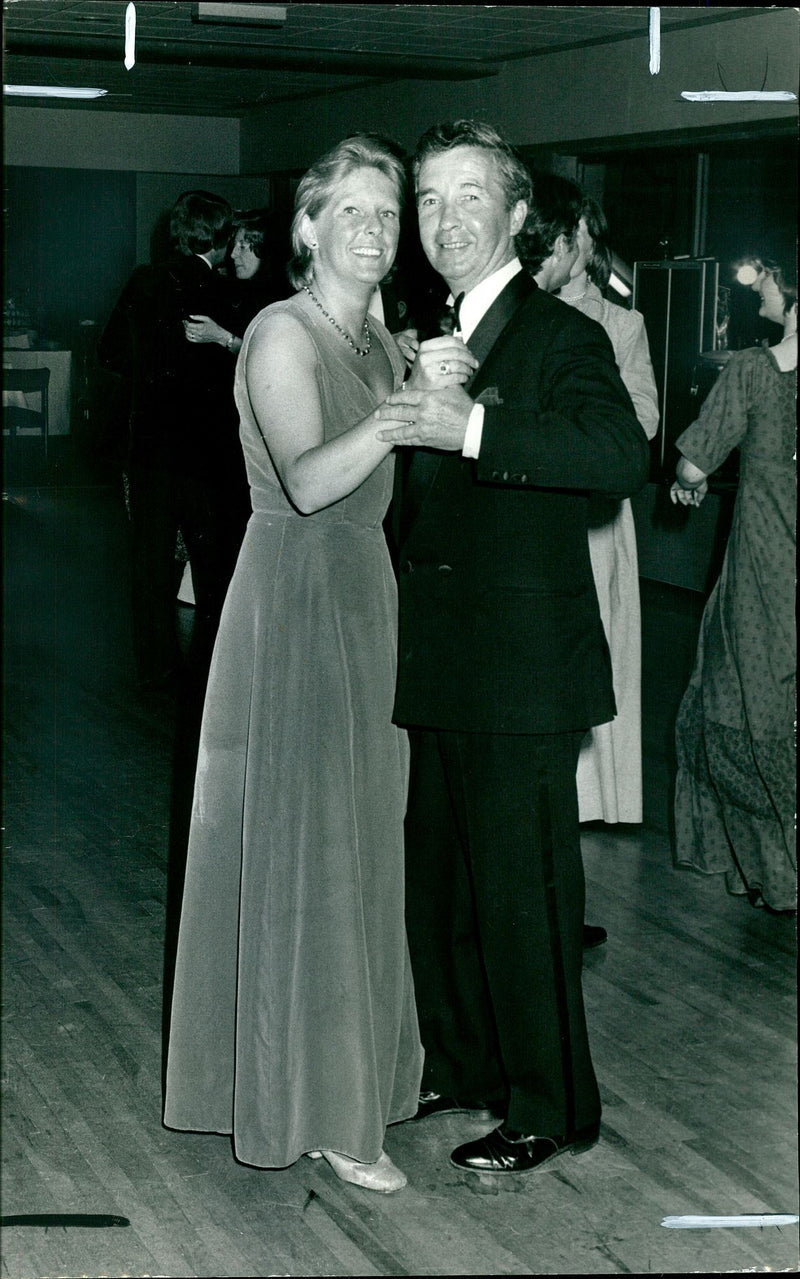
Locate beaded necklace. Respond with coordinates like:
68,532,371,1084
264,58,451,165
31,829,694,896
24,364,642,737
302,286,371,357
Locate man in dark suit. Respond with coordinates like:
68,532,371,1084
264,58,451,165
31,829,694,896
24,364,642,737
99,190,249,691
376,121,649,1176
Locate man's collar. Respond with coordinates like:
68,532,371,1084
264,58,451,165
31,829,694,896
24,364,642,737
449,258,523,341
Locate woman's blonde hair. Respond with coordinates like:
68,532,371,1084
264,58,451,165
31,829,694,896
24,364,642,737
287,134,406,289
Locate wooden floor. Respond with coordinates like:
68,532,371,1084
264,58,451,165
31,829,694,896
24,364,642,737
2,457,797,1278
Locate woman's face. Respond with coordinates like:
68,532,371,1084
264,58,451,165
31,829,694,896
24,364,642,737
568,216,594,281
752,271,786,326
305,166,401,289
231,229,261,280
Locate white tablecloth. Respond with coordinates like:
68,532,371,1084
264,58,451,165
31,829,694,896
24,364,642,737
3,350,72,436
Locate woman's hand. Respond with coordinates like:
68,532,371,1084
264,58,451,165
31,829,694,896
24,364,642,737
405,335,479,390
183,314,231,347
393,328,420,366
670,455,709,506
670,478,708,506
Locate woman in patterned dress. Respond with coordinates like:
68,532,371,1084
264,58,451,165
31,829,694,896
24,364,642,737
670,259,796,912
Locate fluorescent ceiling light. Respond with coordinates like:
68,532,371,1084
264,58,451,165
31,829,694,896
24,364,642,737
4,85,108,99
194,3,286,23
609,272,632,299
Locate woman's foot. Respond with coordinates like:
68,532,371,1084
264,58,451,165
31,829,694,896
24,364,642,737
307,1148,407,1192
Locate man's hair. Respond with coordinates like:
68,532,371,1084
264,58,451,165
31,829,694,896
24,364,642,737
517,172,583,275
412,120,532,212
287,134,407,289
169,190,233,256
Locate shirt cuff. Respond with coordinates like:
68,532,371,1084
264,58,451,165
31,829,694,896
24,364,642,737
462,403,485,458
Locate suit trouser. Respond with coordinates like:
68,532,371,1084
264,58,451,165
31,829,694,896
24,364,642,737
404,727,601,1136
127,462,248,683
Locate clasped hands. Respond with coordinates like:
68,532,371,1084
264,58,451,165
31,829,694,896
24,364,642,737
183,314,226,345
377,333,479,450
669,478,709,507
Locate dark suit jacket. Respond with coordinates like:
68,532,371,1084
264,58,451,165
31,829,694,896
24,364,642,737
98,254,240,476
393,270,650,736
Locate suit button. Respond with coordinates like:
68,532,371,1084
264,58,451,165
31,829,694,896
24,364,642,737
400,560,413,574
437,564,452,574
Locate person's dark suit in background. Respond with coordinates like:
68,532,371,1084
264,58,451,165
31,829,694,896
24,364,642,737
98,190,249,690
376,121,649,1176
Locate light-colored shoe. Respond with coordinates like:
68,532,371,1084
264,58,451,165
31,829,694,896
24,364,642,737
307,1148,407,1193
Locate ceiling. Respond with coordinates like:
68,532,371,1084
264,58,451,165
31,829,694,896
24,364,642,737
2,2,754,118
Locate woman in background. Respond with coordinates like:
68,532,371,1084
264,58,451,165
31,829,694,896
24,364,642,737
178,210,285,610
558,195,660,824
182,207,285,354
670,258,796,913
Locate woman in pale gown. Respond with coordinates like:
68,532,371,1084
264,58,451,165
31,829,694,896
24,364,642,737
163,136,452,1193
558,196,659,824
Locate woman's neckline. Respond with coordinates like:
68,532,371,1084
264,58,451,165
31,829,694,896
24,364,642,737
764,335,797,374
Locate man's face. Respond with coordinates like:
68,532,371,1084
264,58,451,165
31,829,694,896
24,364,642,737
207,242,229,268
416,145,527,295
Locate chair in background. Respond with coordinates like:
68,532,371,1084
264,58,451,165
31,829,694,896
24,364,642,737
3,366,50,481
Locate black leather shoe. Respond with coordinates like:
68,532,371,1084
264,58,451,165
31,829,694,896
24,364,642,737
583,923,608,949
414,1091,499,1122
450,1121,600,1174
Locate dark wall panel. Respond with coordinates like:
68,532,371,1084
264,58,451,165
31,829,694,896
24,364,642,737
4,167,136,350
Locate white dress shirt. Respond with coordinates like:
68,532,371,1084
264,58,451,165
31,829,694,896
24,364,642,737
450,258,523,457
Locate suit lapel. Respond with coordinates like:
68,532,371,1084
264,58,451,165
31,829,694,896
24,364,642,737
401,271,536,541
465,269,535,388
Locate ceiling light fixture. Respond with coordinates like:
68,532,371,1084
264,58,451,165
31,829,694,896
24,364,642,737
193,3,287,25
3,85,108,99
735,262,761,286
124,2,136,71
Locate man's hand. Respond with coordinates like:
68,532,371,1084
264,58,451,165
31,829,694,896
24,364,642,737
375,385,474,451
405,336,479,390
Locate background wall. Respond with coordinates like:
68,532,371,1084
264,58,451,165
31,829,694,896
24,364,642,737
2,108,240,174
4,167,136,349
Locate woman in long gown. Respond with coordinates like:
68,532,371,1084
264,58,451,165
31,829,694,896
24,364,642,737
558,197,660,824
163,136,455,1192
670,259,796,912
